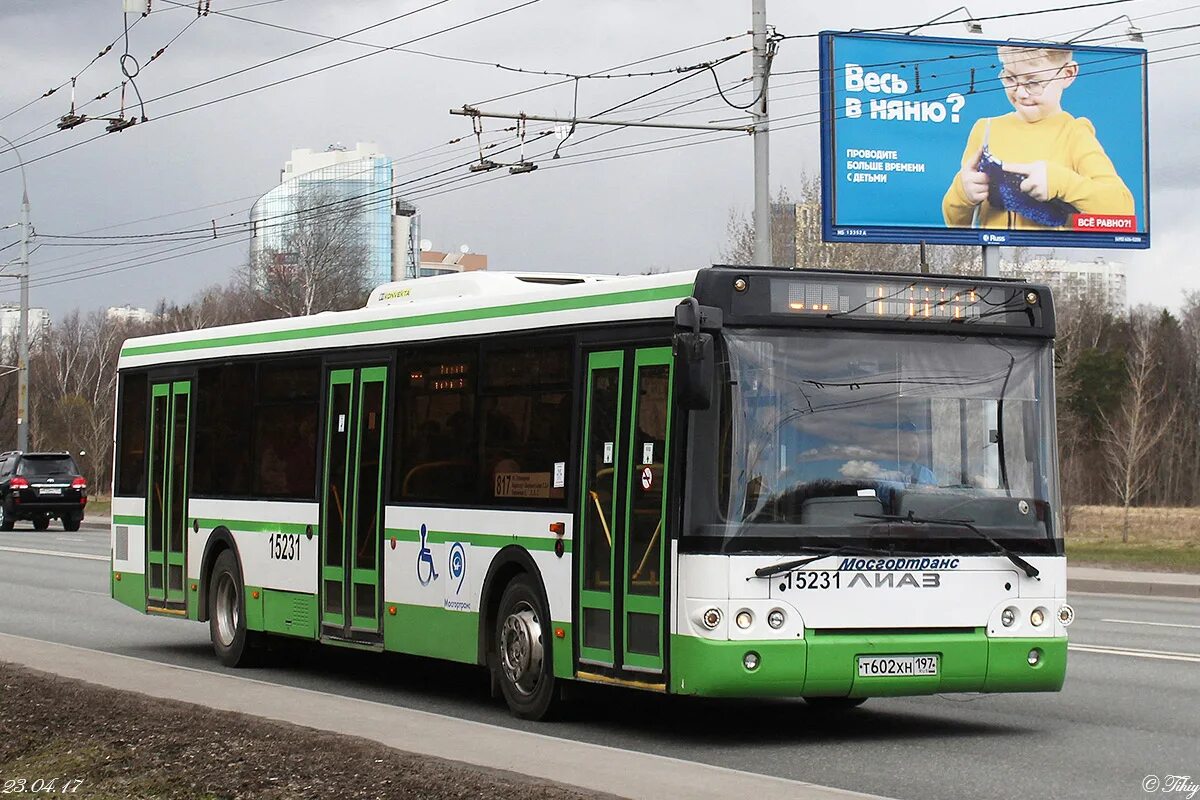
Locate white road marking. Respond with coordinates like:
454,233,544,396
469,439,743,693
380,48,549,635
0,545,107,562
1069,643,1200,663
57,536,86,543
67,588,108,597
1100,617,1200,631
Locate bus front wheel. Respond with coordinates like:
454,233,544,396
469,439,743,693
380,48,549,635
494,575,558,720
208,549,261,667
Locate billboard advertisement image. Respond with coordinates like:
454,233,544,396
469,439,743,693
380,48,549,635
818,31,1149,249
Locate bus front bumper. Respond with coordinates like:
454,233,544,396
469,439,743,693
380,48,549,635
669,630,1067,697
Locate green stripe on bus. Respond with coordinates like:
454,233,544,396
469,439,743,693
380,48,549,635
385,527,569,553
113,514,145,526
122,283,694,358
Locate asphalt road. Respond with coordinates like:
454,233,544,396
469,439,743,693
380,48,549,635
1,521,1197,800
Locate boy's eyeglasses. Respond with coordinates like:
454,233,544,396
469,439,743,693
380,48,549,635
998,65,1067,96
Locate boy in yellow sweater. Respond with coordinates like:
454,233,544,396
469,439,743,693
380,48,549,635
942,45,1134,229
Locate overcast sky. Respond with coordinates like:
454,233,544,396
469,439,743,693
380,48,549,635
1,0,1195,319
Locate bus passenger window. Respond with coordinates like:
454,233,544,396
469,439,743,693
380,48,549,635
481,345,572,506
193,364,255,497
393,349,479,503
116,371,149,496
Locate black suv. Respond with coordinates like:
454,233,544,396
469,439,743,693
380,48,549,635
0,451,88,531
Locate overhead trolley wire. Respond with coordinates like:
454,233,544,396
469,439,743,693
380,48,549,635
0,0,540,179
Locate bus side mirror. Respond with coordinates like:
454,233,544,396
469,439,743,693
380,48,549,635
674,332,714,410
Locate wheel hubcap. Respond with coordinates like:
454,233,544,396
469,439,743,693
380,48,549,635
214,573,239,647
500,601,544,697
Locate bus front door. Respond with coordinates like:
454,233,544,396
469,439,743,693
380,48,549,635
578,347,673,679
146,380,191,615
319,366,389,643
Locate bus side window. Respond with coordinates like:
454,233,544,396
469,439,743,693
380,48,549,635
392,348,479,503
480,345,572,505
193,364,255,497
253,360,320,499
116,371,149,496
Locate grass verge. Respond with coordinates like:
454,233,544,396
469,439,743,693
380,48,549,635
1067,541,1200,572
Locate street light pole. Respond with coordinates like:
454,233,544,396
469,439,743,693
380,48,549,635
0,134,30,452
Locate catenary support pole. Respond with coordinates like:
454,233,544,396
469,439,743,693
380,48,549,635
751,0,771,267
0,133,30,451
17,193,28,452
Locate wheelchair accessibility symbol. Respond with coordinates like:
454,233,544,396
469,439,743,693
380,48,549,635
416,524,439,586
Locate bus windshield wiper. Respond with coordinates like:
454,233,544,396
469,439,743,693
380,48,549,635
854,512,1040,579
752,544,927,580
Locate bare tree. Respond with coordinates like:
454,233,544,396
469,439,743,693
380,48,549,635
156,283,276,332
241,185,372,316
30,310,128,489
1098,310,1178,542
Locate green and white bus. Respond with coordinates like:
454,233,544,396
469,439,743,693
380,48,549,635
111,266,1071,719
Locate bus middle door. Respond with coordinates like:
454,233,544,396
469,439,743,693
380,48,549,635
319,365,389,644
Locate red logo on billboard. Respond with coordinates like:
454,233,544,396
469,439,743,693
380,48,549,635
1071,214,1137,232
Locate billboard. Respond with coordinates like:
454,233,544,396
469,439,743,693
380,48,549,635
818,31,1149,249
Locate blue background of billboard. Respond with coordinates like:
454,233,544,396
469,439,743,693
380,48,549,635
818,32,1150,249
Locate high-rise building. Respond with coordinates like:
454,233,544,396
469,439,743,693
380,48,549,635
1002,256,1127,309
106,305,159,324
249,143,420,287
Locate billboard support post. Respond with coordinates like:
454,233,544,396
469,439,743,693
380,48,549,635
983,245,1000,278
751,0,772,267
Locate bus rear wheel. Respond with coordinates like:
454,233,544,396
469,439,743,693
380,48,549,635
494,575,558,720
208,549,261,667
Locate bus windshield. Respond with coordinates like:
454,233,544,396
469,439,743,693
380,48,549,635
714,329,1059,551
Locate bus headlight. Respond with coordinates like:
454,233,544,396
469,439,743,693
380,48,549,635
702,608,722,630
743,651,760,671
767,609,786,629
1058,604,1075,626
735,610,753,630
1001,607,1017,627
1028,648,1042,666
1030,608,1046,627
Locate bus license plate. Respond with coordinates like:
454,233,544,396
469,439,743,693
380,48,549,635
38,487,62,496
857,655,939,677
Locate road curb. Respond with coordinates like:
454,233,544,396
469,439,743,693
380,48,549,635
1069,579,1200,599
